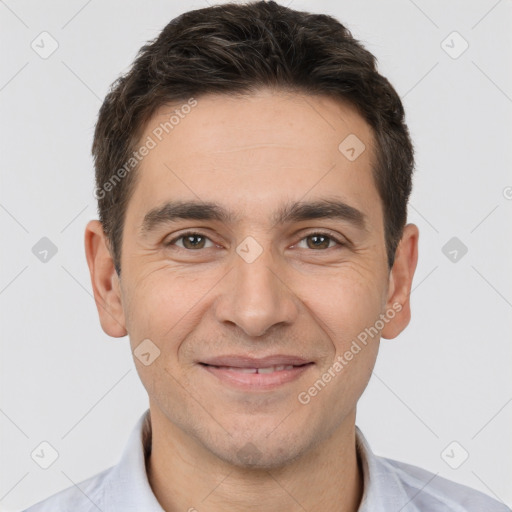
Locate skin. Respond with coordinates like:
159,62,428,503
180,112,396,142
85,88,419,512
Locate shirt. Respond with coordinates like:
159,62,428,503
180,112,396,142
23,408,510,512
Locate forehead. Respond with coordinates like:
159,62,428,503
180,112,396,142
126,89,380,228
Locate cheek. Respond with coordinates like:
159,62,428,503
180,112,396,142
122,272,204,409
299,265,387,348
123,269,215,353
296,270,384,415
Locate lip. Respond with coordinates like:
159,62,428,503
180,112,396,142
200,355,311,368
199,355,314,391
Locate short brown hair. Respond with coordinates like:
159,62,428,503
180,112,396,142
92,0,414,275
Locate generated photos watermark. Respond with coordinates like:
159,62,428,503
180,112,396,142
94,97,198,200
298,302,402,405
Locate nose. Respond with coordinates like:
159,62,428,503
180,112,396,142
213,245,299,338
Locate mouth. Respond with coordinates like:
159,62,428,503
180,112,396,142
198,355,314,390
202,364,304,374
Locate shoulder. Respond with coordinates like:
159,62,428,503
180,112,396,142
380,456,510,512
22,466,113,512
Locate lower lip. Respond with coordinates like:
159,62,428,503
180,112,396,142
201,363,313,391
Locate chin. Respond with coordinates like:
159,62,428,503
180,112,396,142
204,430,315,470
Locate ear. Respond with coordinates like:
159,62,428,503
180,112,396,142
84,220,127,337
381,223,419,339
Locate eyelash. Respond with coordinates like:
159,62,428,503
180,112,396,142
165,231,346,250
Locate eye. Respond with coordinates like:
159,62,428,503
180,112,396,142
166,232,215,250
165,231,345,251
297,232,344,250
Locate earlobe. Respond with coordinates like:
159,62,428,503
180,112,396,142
84,220,128,338
381,223,419,340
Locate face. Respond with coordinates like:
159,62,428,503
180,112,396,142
86,89,418,469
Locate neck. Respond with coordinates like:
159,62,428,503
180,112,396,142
146,408,364,512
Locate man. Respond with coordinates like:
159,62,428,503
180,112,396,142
24,1,509,510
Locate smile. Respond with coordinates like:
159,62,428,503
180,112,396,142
199,361,314,390
205,364,297,374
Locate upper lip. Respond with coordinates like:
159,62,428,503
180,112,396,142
200,355,312,368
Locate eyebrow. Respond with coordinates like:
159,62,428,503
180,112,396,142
139,198,368,236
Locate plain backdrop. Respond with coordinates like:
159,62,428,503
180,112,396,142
1,0,511,510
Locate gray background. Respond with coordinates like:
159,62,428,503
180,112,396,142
1,0,511,509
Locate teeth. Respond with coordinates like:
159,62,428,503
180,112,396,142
257,365,295,373
214,365,296,373
257,366,275,374
220,366,257,373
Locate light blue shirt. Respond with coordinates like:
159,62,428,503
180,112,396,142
23,408,510,511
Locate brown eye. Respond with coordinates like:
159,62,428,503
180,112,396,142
182,234,206,249
307,234,330,249
302,233,338,250
167,232,214,250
